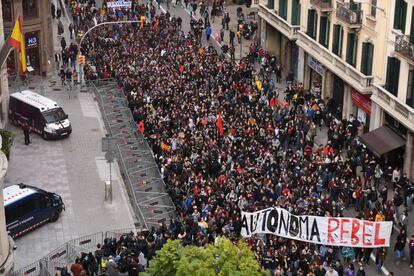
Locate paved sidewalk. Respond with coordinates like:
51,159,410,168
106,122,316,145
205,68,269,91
6,5,136,267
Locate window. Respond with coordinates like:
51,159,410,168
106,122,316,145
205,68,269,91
279,0,288,20
394,0,407,33
6,200,37,224
268,0,274,10
346,33,358,67
307,9,318,39
371,0,377,17
385,57,401,96
291,0,301,25
319,17,330,48
23,0,38,19
407,70,414,108
332,24,343,57
361,42,374,75
2,0,12,21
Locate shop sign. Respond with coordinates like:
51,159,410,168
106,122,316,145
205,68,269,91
107,1,132,8
25,32,38,48
351,89,371,114
308,56,325,76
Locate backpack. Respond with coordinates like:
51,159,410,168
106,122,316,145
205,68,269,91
101,257,108,269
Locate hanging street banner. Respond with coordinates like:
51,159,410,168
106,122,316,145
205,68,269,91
241,207,393,248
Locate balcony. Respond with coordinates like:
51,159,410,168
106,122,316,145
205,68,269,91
310,0,333,12
296,31,373,93
371,84,414,132
258,3,300,40
336,1,363,28
394,35,414,64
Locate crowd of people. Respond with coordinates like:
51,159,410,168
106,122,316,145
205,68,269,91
54,0,414,275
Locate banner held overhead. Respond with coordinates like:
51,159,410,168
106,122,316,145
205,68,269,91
241,207,393,248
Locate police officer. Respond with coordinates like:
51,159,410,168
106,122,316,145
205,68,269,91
23,122,31,145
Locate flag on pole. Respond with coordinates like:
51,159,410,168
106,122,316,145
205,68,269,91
8,16,26,74
216,112,224,136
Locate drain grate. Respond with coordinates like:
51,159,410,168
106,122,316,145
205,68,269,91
90,128,99,132
53,88,62,91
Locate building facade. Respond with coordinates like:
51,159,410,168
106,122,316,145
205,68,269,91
2,0,54,77
258,0,414,179
0,0,11,128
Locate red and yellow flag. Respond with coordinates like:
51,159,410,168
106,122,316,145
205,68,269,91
8,16,26,74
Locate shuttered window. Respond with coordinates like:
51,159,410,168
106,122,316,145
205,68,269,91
319,16,330,48
279,0,288,20
346,33,358,67
394,0,407,33
268,0,274,9
332,24,343,57
307,9,318,39
361,42,374,75
410,7,414,43
385,57,401,96
291,0,300,25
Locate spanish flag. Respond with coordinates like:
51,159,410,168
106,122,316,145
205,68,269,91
8,16,26,74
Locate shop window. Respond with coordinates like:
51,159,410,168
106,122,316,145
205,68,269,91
361,42,374,76
2,0,12,22
23,0,38,20
385,57,400,96
307,9,318,39
332,24,343,57
371,0,377,17
319,17,330,48
346,33,358,67
406,70,414,108
268,0,274,10
279,0,287,20
393,0,407,33
291,0,300,25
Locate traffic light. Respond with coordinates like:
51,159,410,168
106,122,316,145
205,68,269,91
78,55,85,65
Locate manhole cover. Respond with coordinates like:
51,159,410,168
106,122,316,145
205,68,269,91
53,88,62,91
90,128,99,132
28,87,36,89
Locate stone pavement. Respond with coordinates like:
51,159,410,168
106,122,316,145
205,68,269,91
5,6,136,268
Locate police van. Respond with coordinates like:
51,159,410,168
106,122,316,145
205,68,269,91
9,90,72,139
3,184,65,238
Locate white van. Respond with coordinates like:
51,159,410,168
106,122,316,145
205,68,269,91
9,90,72,139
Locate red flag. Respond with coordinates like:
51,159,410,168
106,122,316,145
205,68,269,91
152,18,159,31
136,120,145,133
216,112,224,135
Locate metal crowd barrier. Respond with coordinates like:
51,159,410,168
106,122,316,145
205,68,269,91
89,80,177,230
11,229,143,275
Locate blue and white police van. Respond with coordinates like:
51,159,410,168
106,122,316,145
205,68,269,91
9,90,72,139
4,184,65,238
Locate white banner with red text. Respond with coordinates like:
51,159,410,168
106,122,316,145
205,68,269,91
240,207,393,248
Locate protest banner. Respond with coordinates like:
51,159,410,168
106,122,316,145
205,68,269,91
241,207,393,248
107,1,132,9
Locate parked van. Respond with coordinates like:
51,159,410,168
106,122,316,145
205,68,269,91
4,184,65,238
9,90,72,139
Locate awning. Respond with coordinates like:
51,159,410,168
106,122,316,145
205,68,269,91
359,126,406,157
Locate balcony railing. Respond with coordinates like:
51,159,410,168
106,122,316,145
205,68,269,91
296,31,373,93
371,84,414,132
336,2,363,27
258,3,300,40
395,35,414,63
310,0,333,11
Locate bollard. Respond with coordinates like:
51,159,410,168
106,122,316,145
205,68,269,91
105,180,112,203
